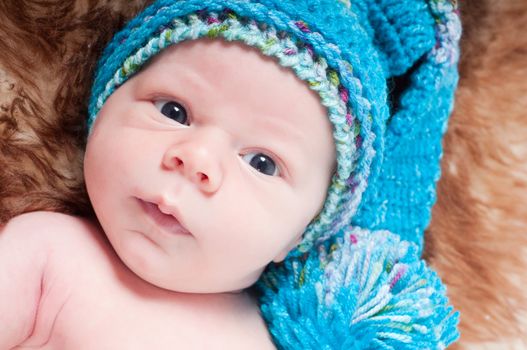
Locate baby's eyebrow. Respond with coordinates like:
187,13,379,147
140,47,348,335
168,66,212,98
257,115,303,142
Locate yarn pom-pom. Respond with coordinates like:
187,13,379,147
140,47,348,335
255,228,459,349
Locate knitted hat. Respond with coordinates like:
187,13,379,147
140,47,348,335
88,0,461,256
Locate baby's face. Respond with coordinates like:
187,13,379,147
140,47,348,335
84,39,335,293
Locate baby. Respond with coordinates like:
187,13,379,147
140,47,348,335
1,0,461,349
1,37,334,349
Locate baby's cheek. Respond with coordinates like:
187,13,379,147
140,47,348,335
248,193,302,253
85,138,108,192
85,129,132,203
104,132,151,184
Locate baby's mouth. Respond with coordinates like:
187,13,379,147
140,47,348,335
138,199,192,236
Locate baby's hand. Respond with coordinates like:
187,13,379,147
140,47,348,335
256,228,459,350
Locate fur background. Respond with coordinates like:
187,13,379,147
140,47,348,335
424,1,527,348
1,0,526,348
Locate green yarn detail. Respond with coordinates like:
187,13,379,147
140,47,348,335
164,29,173,41
328,70,340,86
122,58,141,76
261,38,278,51
206,24,229,38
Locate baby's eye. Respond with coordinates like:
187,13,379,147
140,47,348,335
242,152,280,176
154,100,189,125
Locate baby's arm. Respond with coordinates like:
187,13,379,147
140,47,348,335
0,213,52,348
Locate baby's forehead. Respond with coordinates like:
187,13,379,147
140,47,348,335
139,39,331,139
146,39,313,98
150,39,283,74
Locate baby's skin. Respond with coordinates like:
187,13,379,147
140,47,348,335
0,40,335,348
2,212,274,349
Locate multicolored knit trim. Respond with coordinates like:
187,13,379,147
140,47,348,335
89,3,380,255
429,0,462,66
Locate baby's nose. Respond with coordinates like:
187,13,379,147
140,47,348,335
162,138,224,194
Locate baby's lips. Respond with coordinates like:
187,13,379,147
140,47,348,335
139,198,193,236
157,203,192,233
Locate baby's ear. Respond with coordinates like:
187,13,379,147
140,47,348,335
273,236,303,263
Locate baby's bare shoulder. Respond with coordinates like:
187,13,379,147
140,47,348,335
2,211,110,272
5,211,94,231
0,212,109,348
4,211,101,247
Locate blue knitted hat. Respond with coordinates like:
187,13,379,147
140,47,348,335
89,0,460,256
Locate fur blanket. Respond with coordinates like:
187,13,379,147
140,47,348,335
1,0,526,348
425,1,527,348
0,0,148,221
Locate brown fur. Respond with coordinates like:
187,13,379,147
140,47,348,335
0,0,150,223
1,0,526,347
424,0,527,346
